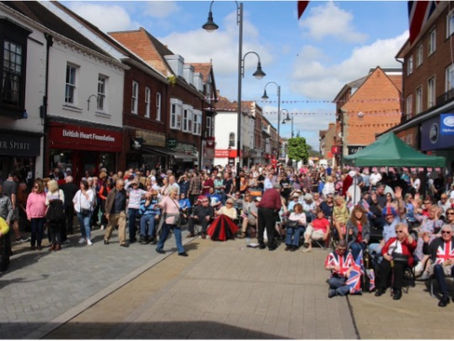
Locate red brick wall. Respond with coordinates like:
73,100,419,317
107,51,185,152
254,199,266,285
403,5,452,116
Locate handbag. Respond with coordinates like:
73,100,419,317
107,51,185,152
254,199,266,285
391,252,409,263
286,220,299,228
79,192,91,216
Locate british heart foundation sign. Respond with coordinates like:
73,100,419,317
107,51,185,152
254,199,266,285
48,122,122,152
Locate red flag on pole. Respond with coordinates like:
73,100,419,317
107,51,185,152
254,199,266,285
298,1,309,19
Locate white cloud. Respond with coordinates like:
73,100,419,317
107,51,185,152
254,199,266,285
68,3,137,32
300,2,367,43
291,31,408,99
145,1,180,18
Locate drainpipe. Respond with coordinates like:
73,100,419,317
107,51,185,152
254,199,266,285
41,33,53,176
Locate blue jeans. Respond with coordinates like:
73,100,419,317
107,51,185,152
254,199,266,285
140,215,156,237
156,223,184,254
434,264,454,296
328,276,350,296
350,242,365,260
30,217,45,247
285,226,304,247
128,208,139,241
77,212,91,240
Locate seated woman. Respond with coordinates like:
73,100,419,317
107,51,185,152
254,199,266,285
325,240,354,298
240,193,258,238
178,192,191,224
285,203,306,251
333,196,349,241
303,208,330,252
346,205,371,260
217,198,238,221
375,222,416,300
139,190,160,244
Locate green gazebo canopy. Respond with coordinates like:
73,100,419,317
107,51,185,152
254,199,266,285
343,132,446,167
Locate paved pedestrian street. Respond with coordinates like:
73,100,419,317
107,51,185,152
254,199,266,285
3,232,454,339
46,238,356,339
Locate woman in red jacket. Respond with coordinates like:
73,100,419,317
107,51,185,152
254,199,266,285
375,222,416,300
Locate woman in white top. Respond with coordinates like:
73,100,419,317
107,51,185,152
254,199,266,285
285,203,307,251
73,179,94,246
322,176,335,197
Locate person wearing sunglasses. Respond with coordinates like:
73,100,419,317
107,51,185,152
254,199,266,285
188,196,214,239
375,223,416,300
444,209,454,230
423,225,454,307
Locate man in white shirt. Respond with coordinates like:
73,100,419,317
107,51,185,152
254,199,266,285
370,169,382,188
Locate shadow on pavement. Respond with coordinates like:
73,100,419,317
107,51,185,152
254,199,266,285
40,321,289,339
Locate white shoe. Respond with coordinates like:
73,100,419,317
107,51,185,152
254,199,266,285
78,238,85,244
87,239,93,246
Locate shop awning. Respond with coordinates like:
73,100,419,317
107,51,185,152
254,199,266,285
141,145,174,157
174,152,197,162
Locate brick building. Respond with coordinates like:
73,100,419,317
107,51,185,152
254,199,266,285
386,2,454,171
110,28,217,171
333,67,402,164
319,122,337,164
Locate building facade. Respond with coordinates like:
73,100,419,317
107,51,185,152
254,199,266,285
389,2,454,171
333,67,402,165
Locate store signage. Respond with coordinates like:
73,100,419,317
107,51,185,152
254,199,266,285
440,114,454,135
348,146,365,155
215,149,238,158
166,138,177,149
421,115,454,151
48,122,122,152
0,133,40,156
135,129,165,147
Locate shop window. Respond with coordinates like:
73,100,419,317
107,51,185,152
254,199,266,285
131,81,139,114
156,92,161,121
427,77,435,108
192,109,202,135
145,87,151,118
428,28,436,55
65,63,78,104
97,74,107,111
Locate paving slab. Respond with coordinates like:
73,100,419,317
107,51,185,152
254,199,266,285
46,239,357,339
0,228,188,339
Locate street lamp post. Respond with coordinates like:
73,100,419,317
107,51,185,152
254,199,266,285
282,109,294,138
261,81,281,160
203,1,265,174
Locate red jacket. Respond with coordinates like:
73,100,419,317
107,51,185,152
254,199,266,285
258,188,282,210
382,237,417,266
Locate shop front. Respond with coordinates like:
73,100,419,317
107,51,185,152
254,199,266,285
0,130,41,182
201,137,215,170
420,113,454,171
48,121,122,181
170,141,199,171
126,128,170,171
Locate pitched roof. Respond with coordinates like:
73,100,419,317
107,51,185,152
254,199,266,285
387,75,402,92
216,95,251,113
190,63,212,83
3,1,107,56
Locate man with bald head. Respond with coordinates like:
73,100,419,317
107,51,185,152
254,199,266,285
104,179,128,247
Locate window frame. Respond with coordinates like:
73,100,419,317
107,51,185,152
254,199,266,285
416,44,423,67
97,74,107,112
427,76,436,109
170,98,183,130
144,86,151,118
405,94,413,120
415,86,423,114
406,55,413,76
65,63,78,105
447,10,454,38
428,28,436,56
206,116,212,137
156,92,161,121
131,80,139,114
182,104,193,133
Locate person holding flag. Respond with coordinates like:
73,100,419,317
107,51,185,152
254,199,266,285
325,240,355,298
423,224,454,307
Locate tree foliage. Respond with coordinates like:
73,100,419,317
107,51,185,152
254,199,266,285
288,136,309,163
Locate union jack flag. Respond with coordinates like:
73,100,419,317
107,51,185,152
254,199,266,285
366,269,375,291
408,1,440,43
435,241,454,265
325,251,353,277
346,250,364,294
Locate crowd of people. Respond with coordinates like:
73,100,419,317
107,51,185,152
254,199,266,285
1,163,454,307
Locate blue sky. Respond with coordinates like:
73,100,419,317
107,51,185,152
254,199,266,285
64,1,409,149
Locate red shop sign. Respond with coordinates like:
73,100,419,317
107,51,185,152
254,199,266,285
48,122,123,152
215,149,238,158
